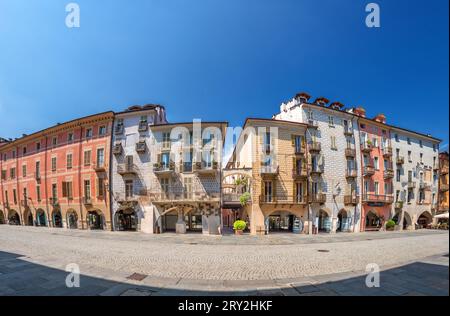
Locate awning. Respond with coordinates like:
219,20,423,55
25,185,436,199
434,212,449,219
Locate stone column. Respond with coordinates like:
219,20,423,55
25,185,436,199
175,208,186,234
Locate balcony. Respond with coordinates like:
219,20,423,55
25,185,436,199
93,161,106,173
309,193,326,204
383,169,394,179
307,119,319,129
112,143,123,155
309,164,324,176
136,141,147,153
396,156,405,165
346,169,358,179
419,181,431,191
362,194,394,204
83,197,93,205
260,165,279,178
407,181,416,189
180,162,193,173
117,164,139,176
222,192,250,208
294,146,306,156
114,125,124,135
193,161,219,175
440,183,449,192
345,148,356,158
138,121,148,132
382,146,393,158
361,142,373,153
116,196,139,209
343,127,353,136
363,165,375,177
259,195,307,205
308,142,321,153
152,191,220,203
344,195,358,205
442,165,449,175
292,167,308,179
153,162,175,176
395,201,404,209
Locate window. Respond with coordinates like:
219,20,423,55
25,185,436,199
360,123,366,129
22,165,26,178
384,183,389,195
36,185,41,202
395,134,399,142
1,170,6,180
10,167,16,179
264,131,271,153
372,137,378,148
396,148,400,157
68,133,74,142
396,190,400,202
13,189,17,204
23,147,27,155
62,182,73,199
396,169,401,182
420,153,423,163
66,154,73,169
408,151,412,162
308,111,313,120
125,180,133,198
374,182,379,195
52,184,57,201
86,128,93,138
408,170,413,182
161,178,169,194
330,136,337,150
52,137,57,146
84,150,91,166
419,140,423,148
12,150,16,159
263,181,273,202
407,189,413,203
84,180,91,198
407,137,411,145
433,144,436,152
97,177,105,198
328,116,334,127
183,177,193,199
35,161,40,178
97,148,105,167
36,142,41,151
99,126,107,136
162,132,171,148
374,157,379,170
293,135,304,153
140,116,147,123
51,157,57,171
295,182,304,203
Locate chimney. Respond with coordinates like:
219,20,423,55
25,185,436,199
373,113,386,124
353,107,366,117
329,101,344,110
294,92,311,104
314,97,329,107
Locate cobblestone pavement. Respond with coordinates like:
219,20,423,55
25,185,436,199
0,226,448,295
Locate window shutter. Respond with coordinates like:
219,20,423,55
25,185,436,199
62,182,67,198
291,135,295,147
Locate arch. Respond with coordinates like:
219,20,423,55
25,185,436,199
417,211,432,229
52,209,63,228
66,209,78,229
317,209,331,232
23,208,34,226
0,209,5,224
8,209,21,225
365,210,381,231
392,210,412,230
36,209,47,227
87,210,104,230
265,210,304,233
337,209,351,232
115,208,138,231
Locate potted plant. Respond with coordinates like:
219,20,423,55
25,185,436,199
233,219,247,235
385,219,396,231
239,192,251,206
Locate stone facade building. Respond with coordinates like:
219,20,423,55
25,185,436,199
0,112,114,230
273,93,362,233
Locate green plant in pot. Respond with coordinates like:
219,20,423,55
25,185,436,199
385,219,396,231
239,192,251,206
233,220,247,235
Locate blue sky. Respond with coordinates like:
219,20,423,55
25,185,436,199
0,0,448,156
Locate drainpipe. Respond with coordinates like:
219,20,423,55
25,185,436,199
108,118,114,231
356,116,365,232
44,136,50,226
78,125,84,229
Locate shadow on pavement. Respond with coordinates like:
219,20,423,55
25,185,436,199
0,251,448,296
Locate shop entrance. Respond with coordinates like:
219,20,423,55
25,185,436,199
116,209,138,231
267,211,303,233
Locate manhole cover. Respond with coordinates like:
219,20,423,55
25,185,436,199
120,288,153,296
317,250,330,253
126,273,147,281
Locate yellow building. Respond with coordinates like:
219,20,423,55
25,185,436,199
225,118,309,235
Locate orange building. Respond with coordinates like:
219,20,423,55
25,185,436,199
438,152,449,214
0,112,114,230
355,109,394,231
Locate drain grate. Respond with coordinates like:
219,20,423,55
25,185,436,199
317,249,330,253
126,273,147,281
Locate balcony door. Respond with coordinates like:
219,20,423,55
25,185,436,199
264,181,273,202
